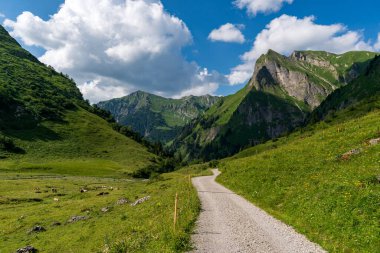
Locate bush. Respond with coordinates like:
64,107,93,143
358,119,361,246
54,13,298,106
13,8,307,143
208,160,219,168
0,135,24,153
132,158,178,179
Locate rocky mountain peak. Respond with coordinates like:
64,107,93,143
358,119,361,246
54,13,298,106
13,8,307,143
248,50,375,109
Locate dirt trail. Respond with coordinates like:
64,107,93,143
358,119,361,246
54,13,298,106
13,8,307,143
190,169,326,253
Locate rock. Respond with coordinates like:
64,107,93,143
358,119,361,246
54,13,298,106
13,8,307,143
16,246,38,253
341,148,362,160
67,216,88,223
80,188,88,193
101,207,110,213
53,198,59,202
369,138,380,146
97,192,109,196
51,221,61,226
131,196,151,206
116,198,130,205
28,226,45,234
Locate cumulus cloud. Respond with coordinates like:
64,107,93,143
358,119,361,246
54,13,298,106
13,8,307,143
4,0,224,103
228,15,375,85
375,33,380,51
208,23,245,43
234,0,294,16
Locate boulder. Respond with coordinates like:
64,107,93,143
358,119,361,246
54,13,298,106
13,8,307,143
16,246,37,253
28,226,45,234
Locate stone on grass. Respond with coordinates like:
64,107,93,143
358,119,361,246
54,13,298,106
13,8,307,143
97,192,109,196
101,207,110,213
16,246,38,253
369,137,380,146
341,148,362,160
67,216,88,223
131,196,151,206
28,226,45,234
116,198,130,205
51,221,61,226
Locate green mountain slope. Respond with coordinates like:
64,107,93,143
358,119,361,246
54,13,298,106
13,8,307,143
172,50,377,161
97,91,220,143
217,59,380,252
0,26,155,175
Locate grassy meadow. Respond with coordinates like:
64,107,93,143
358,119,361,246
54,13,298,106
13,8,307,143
218,110,380,252
0,108,156,178
0,165,207,252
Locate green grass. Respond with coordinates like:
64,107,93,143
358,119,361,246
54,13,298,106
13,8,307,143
218,110,380,252
0,166,204,252
205,86,250,126
0,108,156,177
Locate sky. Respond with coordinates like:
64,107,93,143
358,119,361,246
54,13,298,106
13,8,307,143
1,0,380,103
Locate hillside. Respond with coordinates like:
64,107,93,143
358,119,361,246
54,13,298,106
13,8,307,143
0,25,156,175
0,25,205,253
172,50,378,161
97,91,220,143
216,58,380,252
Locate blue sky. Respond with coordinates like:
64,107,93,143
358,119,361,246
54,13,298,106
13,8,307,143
1,0,379,102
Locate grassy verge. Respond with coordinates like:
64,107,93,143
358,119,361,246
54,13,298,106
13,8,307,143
218,110,380,252
0,167,204,252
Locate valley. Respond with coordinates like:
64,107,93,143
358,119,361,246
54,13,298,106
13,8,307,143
0,14,379,253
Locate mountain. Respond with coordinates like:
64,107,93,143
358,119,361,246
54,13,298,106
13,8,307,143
310,55,380,123
216,56,380,252
97,91,221,143
0,25,156,175
172,50,377,161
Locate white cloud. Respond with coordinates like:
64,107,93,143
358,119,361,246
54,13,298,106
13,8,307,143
228,15,375,85
0,13,5,18
4,0,224,103
375,33,380,51
79,79,129,103
173,68,224,98
234,0,294,16
208,23,245,43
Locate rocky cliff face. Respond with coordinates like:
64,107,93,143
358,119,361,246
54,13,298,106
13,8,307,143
250,56,326,108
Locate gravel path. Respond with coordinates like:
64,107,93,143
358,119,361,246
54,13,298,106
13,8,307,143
190,169,326,253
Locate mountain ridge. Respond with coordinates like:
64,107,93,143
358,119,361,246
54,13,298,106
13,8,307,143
97,90,221,143
171,49,378,161
0,25,156,174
